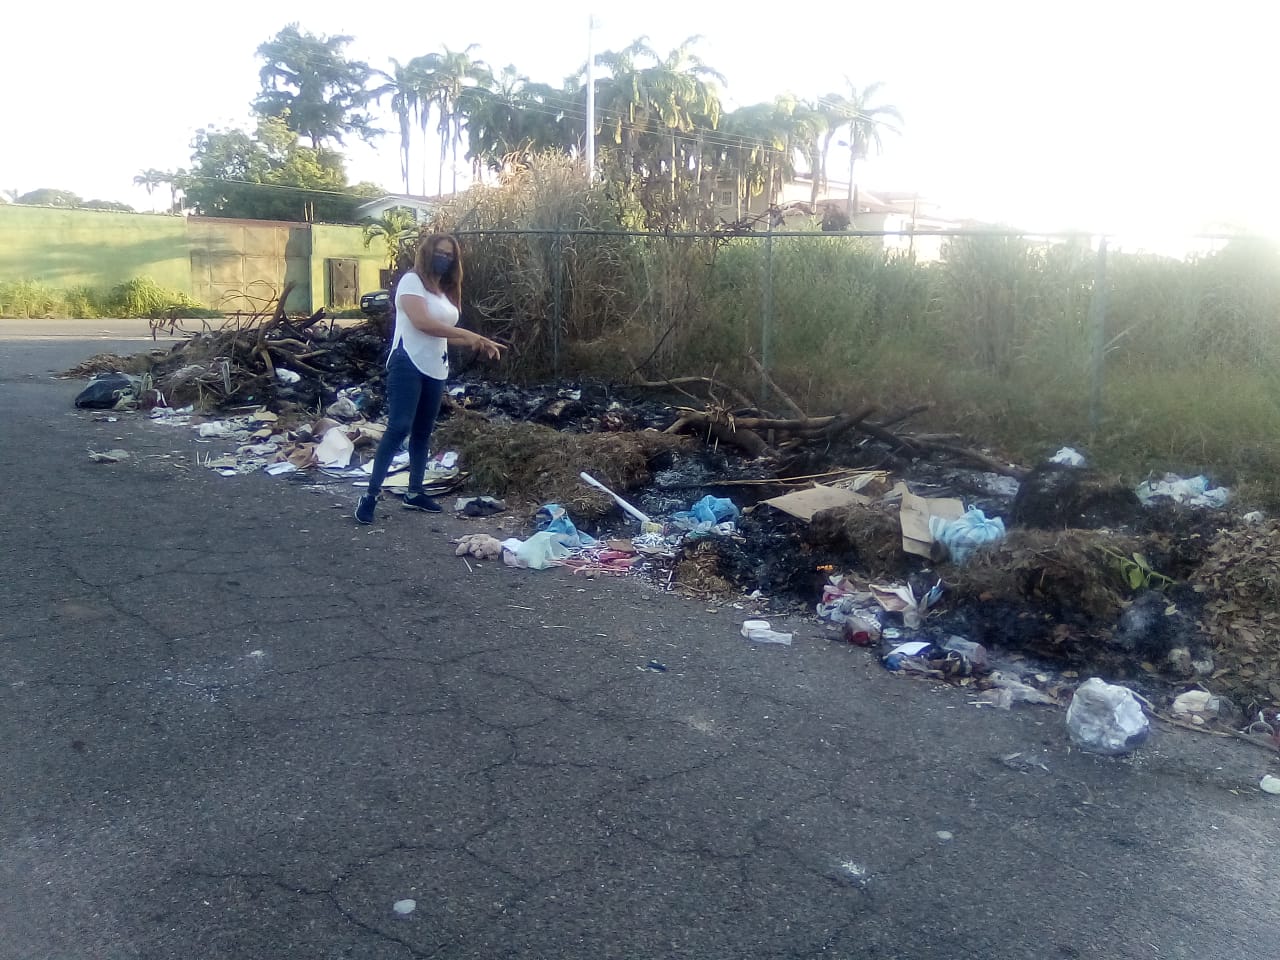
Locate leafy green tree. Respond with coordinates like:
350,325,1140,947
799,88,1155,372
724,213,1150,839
177,117,383,222
253,23,378,148
17,188,82,207
82,199,136,212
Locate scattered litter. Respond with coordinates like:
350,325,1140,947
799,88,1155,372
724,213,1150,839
939,636,989,672
502,531,573,570
455,496,507,517
455,534,504,560
197,421,236,439
644,660,668,672
536,503,598,547
741,620,793,645
929,507,1006,564
1051,447,1087,467
325,396,360,420
1136,473,1229,509
264,462,299,476
817,575,878,624
985,671,1059,709
1242,510,1265,524
1065,677,1150,755
840,615,881,646
1261,775,1280,796
314,426,356,469
870,580,943,629
999,751,1051,773
762,484,870,523
936,831,954,841
671,495,741,533
274,368,301,384
74,372,134,409
1170,690,1223,725
898,486,965,559
392,899,416,916
87,449,130,463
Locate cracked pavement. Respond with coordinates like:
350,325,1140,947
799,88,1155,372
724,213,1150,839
2,329,1279,960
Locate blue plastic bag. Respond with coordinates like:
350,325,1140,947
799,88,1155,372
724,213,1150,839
535,504,597,547
671,495,739,531
929,507,1005,564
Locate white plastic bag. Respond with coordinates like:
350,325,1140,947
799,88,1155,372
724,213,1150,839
1065,678,1150,755
501,531,571,570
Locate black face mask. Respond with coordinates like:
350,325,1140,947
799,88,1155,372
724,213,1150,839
430,252,455,276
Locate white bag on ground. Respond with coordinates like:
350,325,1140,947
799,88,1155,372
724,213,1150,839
1065,677,1150,755
501,531,572,570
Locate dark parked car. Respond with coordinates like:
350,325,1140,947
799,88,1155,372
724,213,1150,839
359,289,391,317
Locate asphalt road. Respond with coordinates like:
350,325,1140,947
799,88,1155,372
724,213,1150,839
2,335,1279,960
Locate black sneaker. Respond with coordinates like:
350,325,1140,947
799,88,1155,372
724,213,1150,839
403,492,443,513
355,493,378,524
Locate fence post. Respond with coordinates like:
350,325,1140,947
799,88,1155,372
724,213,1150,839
760,224,774,405
551,226,564,379
1087,237,1109,435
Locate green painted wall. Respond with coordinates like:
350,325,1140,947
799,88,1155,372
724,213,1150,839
0,206,381,313
188,217,311,313
312,223,388,309
0,205,191,294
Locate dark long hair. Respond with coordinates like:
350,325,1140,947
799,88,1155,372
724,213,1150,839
413,233,463,308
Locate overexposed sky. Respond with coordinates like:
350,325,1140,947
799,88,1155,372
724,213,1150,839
3,0,1276,234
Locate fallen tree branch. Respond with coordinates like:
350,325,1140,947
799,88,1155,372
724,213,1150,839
912,440,1027,479
630,375,755,410
747,356,807,419
854,421,920,457
871,404,932,432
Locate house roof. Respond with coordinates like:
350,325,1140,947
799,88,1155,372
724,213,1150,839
354,194,440,214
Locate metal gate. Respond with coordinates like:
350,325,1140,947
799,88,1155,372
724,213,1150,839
327,258,358,308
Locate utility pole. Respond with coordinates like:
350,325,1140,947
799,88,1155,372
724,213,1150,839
585,14,596,182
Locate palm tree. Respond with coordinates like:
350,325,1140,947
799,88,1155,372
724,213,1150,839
134,169,179,212
592,37,659,181
417,45,491,195
712,102,796,221
826,81,902,217
643,37,724,204
369,59,423,194
361,207,420,268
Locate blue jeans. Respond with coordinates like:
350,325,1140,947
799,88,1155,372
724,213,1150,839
366,346,446,495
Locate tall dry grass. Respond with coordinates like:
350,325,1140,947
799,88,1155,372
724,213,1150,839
425,158,1280,502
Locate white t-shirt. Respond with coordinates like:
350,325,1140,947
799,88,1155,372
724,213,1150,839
390,271,460,379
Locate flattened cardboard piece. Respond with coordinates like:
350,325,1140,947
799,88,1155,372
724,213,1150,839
899,489,965,558
762,483,872,523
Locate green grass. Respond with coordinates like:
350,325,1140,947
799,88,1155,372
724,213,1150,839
0,277,220,319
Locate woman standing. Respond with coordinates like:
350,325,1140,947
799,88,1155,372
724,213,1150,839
355,233,504,524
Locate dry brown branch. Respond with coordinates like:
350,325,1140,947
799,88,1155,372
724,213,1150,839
746,356,807,419
630,375,754,410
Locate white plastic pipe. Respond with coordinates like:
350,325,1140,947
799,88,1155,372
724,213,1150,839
579,471,651,524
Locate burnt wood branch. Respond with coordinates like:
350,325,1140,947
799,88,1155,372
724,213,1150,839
911,440,1028,479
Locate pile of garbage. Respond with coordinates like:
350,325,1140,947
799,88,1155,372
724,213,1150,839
69,333,1280,730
